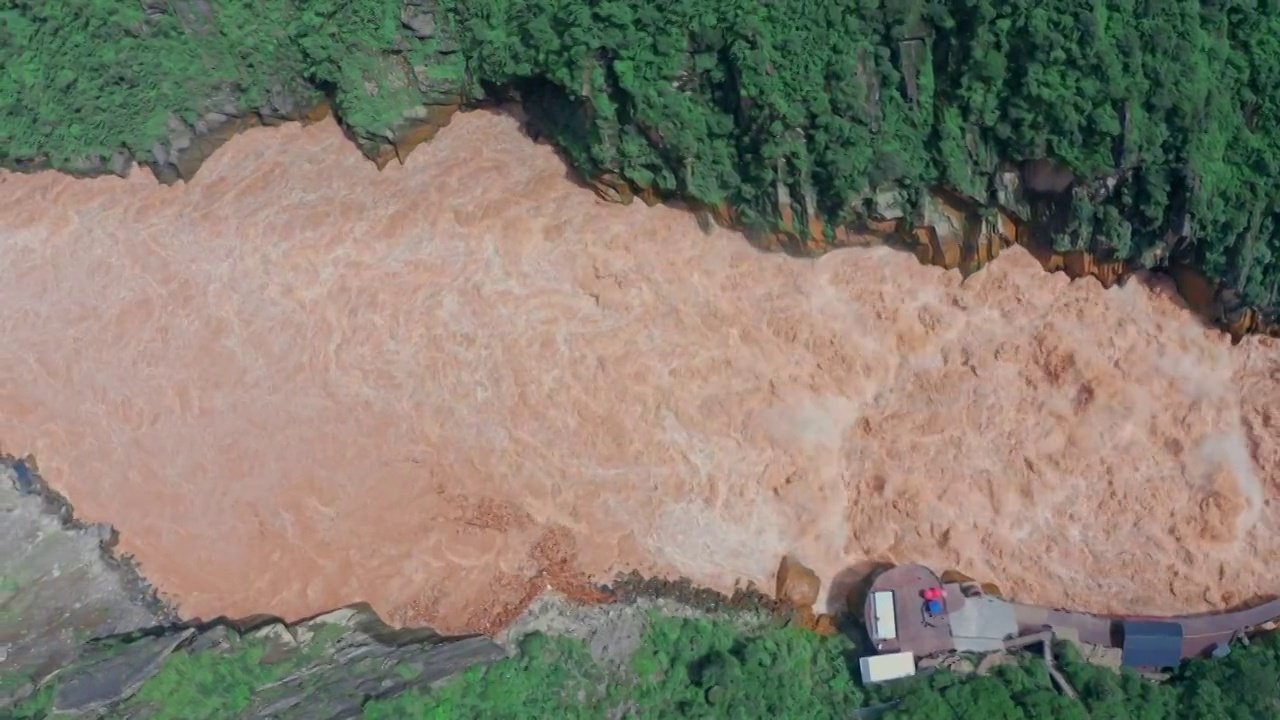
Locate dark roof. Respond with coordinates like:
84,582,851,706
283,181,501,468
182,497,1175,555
1121,620,1184,669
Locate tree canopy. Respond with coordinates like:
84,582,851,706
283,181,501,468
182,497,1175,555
4,0,1280,311
360,615,1280,719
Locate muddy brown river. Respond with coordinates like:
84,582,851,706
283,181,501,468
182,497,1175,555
2,110,1278,633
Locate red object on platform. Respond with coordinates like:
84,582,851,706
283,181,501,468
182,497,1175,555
923,587,943,600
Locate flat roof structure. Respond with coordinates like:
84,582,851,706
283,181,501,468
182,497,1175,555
870,591,898,642
859,651,917,684
1121,621,1184,669
863,564,955,657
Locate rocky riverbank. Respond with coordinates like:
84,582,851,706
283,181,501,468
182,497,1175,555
4,109,1277,633
6,450,1279,719
0,456,828,718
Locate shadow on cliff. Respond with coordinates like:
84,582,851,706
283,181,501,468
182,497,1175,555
481,99,798,258
825,561,897,649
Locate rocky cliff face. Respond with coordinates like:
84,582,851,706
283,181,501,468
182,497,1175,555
5,605,506,719
2,0,468,185
0,457,505,718
1,455,815,719
581,161,1280,340
4,602,509,718
885,185,1279,342
1,458,174,693
5,2,1274,336
576,152,1279,340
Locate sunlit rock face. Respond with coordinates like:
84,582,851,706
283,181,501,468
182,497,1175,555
2,110,1277,634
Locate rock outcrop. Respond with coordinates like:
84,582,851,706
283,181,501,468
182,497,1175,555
4,604,506,718
0,457,174,696
774,557,838,636
2,454,826,718
899,184,1272,340
776,556,821,608
1,473,816,719
579,160,1279,341
1,454,504,717
1,1,468,186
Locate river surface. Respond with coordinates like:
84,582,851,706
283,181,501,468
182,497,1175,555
2,110,1278,633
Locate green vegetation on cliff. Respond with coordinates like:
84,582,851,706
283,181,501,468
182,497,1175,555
6,608,1280,718
0,0,461,171
443,0,1280,309
3,1,1280,312
368,617,1280,719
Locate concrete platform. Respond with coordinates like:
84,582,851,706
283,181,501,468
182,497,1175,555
864,564,954,657
948,595,1018,652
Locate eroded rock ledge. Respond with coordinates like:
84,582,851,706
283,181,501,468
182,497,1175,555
1,455,506,717
0,456,816,717
0,456,175,687
4,602,508,718
574,160,1280,342
6,456,1279,717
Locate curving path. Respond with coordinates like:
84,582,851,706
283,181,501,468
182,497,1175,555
869,564,1280,661
1019,596,1280,658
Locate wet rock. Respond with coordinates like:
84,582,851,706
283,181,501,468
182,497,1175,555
590,173,634,205
261,86,327,126
1024,242,1129,288
49,629,195,715
136,91,328,185
0,458,172,686
813,613,838,636
910,192,967,269
789,606,840,636
869,186,907,221
360,105,460,170
897,191,1019,275
108,150,133,178
609,571,786,617
8,457,35,492
776,556,821,608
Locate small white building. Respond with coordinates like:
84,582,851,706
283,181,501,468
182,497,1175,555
870,590,898,642
859,651,918,684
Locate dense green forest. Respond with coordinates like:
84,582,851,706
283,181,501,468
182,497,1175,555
11,611,1279,718
366,616,1280,719
3,0,1280,311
